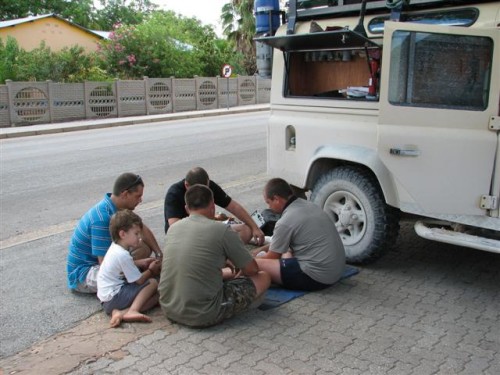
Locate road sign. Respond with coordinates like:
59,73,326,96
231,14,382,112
222,64,232,78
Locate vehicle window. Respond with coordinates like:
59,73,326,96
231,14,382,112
388,31,492,111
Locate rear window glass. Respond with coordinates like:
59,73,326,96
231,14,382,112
389,31,492,111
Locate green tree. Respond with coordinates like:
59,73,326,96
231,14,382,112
221,0,257,74
96,11,245,79
0,37,21,82
1,3,248,81
64,1,100,30
0,1,30,20
0,0,156,30
50,46,109,82
0,1,98,29
13,42,54,81
94,0,158,30
0,39,110,83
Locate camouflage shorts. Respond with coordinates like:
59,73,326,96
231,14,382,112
212,277,257,326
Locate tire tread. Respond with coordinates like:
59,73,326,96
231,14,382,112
311,166,400,264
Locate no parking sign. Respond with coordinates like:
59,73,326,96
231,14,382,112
222,64,233,109
222,64,232,78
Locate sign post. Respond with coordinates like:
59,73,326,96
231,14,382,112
222,64,232,110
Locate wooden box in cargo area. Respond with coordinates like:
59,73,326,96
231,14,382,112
288,51,372,97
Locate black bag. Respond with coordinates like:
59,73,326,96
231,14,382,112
260,209,281,236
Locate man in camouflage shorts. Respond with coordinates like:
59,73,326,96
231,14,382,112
159,184,271,328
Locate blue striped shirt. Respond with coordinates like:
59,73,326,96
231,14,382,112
66,194,117,289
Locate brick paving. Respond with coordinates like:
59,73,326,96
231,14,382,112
3,222,495,374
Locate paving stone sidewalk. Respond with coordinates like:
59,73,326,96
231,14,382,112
1,224,499,375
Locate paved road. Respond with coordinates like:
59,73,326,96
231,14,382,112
0,111,269,242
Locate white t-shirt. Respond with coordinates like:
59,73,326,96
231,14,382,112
97,242,142,302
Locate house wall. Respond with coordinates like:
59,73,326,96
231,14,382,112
0,17,100,52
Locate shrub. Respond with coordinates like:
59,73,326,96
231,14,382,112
0,38,113,83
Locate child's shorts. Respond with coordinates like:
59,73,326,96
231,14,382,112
102,280,150,315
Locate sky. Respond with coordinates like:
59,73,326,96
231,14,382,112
153,0,228,35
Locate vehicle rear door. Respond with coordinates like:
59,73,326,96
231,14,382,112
378,21,499,217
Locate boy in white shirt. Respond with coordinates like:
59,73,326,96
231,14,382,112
97,209,161,328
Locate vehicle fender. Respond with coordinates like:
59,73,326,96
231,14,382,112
306,144,400,208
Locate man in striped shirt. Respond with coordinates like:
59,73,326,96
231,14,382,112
67,173,162,293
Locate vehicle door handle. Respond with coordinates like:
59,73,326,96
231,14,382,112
389,148,420,157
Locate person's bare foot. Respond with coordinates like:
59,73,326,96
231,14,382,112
110,310,123,328
122,311,152,323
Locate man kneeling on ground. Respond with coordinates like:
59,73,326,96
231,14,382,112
159,184,271,327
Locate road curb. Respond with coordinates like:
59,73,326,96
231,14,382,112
0,309,173,374
0,104,270,140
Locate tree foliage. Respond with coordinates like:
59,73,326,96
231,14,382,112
96,11,243,79
0,1,258,81
0,37,108,83
221,0,257,75
0,36,19,82
0,0,157,30
0,0,99,29
93,0,158,30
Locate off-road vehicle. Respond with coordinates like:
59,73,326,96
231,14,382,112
257,0,500,263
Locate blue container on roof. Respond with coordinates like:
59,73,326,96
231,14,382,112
255,0,280,34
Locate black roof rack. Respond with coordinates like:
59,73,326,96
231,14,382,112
292,0,494,19
284,0,495,35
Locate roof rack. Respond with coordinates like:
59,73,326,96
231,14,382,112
293,0,493,17
286,0,496,34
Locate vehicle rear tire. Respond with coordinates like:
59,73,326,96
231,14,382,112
311,166,400,264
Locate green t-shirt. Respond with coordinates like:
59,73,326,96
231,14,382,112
159,214,252,326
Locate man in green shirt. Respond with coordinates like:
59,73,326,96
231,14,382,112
159,184,270,327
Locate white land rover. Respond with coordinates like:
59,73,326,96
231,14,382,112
257,0,500,263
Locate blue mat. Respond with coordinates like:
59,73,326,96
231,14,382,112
258,265,359,311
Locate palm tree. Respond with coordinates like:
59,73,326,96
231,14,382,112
220,0,257,74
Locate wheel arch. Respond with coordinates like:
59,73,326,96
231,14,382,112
305,144,400,208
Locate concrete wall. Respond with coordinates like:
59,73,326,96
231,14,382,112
0,76,271,127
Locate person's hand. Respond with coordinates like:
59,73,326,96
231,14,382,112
225,259,235,273
214,212,228,221
135,257,155,270
148,259,162,276
252,227,265,246
250,244,269,257
233,268,242,278
222,263,240,280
